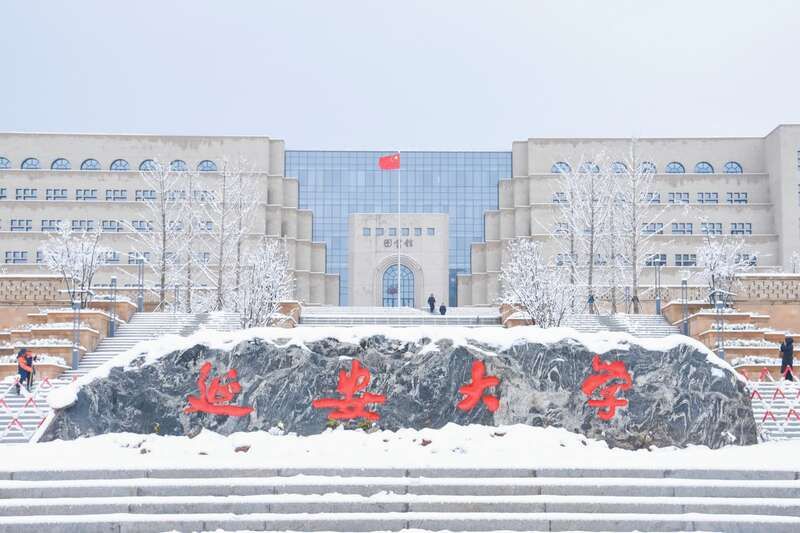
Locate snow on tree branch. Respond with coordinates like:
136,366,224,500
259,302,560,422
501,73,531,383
695,232,758,304
499,238,575,328
38,228,112,308
239,238,295,329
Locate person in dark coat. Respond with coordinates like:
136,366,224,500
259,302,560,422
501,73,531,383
16,348,34,395
439,304,447,315
427,294,436,313
780,336,794,381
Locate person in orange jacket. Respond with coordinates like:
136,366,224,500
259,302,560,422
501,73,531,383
16,348,34,395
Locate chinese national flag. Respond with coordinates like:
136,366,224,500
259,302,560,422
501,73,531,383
378,153,400,170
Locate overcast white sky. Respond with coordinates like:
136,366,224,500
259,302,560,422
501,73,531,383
2,0,799,150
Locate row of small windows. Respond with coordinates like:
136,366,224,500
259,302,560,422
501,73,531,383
550,161,744,174
0,188,214,201
552,191,749,205
4,249,215,265
0,219,214,232
553,252,756,268
639,222,752,235
362,227,436,237
0,157,218,172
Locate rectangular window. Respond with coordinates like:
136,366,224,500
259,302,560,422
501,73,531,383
375,227,384,236
731,222,752,235
193,190,214,201
388,227,397,236
36,251,43,264
168,220,183,231
196,251,211,264
0,188,6,199
135,189,156,201
696,192,718,204
726,192,748,204
401,228,409,236
555,253,576,266
167,190,187,201
700,222,723,235
641,192,661,204
668,192,689,204
105,189,128,201
128,252,151,264
71,219,95,231
552,192,567,204
414,227,422,236
132,220,153,232
641,223,663,235
15,188,37,200
101,219,123,232
40,219,62,232
645,254,667,267
100,251,120,264
75,189,97,200
427,227,435,236
46,188,68,200
362,227,371,236
4,251,28,264
735,253,757,266
675,253,697,267
553,222,570,234
671,222,693,235
10,219,32,232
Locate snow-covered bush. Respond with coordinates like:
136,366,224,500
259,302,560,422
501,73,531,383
238,238,294,329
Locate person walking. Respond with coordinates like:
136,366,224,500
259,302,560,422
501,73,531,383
15,348,34,395
439,304,447,316
780,335,794,381
427,294,436,313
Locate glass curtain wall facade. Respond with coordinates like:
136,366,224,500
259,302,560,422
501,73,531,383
285,151,511,305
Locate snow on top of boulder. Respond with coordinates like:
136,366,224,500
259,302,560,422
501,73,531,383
49,324,735,410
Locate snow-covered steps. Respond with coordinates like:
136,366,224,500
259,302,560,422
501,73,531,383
0,467,798,532
562,314,680,338
747,380,800,440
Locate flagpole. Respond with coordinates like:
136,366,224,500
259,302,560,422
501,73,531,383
397,151,401,308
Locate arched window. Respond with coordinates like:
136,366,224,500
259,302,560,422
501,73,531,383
694,162,714,173
81,159,101,170
110,159,130,171
639,161,657,174
170,160,188,171
383,264,414,307
139,159,157,171
611,161,627,174
0,157,9,169
51,158,71,170
665,162,685,174
197,160,217,172
723,161,743,173
21,158,40,170
551,162,571,174
579,161,600,173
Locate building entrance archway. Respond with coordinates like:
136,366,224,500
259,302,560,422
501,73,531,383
383,264,414,307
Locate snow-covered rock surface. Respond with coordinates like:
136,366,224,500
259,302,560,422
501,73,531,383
43,326,756,449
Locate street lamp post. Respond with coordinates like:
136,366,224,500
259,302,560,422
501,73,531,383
681,277,689,336
71,299,80,371
109,276,117,337
137,256,145,312
654,263,662,315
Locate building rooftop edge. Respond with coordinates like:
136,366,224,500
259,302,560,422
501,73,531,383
0,131,281,141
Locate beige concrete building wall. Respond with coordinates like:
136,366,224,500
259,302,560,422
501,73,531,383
0,132,339,305
348,213,449,308
460,127,800,306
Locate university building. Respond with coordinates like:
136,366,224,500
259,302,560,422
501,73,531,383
1,125,799,309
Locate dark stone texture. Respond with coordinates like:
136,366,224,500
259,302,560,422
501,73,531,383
43,334,757,449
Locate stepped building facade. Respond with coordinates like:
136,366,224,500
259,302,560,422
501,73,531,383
458,125,800,306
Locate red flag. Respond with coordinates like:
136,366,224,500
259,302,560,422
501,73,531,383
379,153,400,170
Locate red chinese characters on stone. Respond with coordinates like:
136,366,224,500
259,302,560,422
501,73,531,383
457,360,500,413
184,361,254,417
580,355,632,421
312,360,386,421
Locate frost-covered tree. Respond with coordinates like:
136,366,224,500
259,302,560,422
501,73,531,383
238,238,294,329
197,159,260,311
39,228,112,308
125,159,184,309
499,238,575,328
609,141,670,313
791,251,800,274
696,233,758,305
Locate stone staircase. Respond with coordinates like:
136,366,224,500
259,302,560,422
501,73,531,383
747,379,800,440
197,311,243,332
0,312,214,444
0,466,798,532
300,306,502,327
562,314,680,338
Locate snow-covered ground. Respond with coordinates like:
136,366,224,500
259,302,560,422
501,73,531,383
5,423,799,473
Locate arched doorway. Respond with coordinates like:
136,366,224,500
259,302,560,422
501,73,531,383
383,264,414,307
